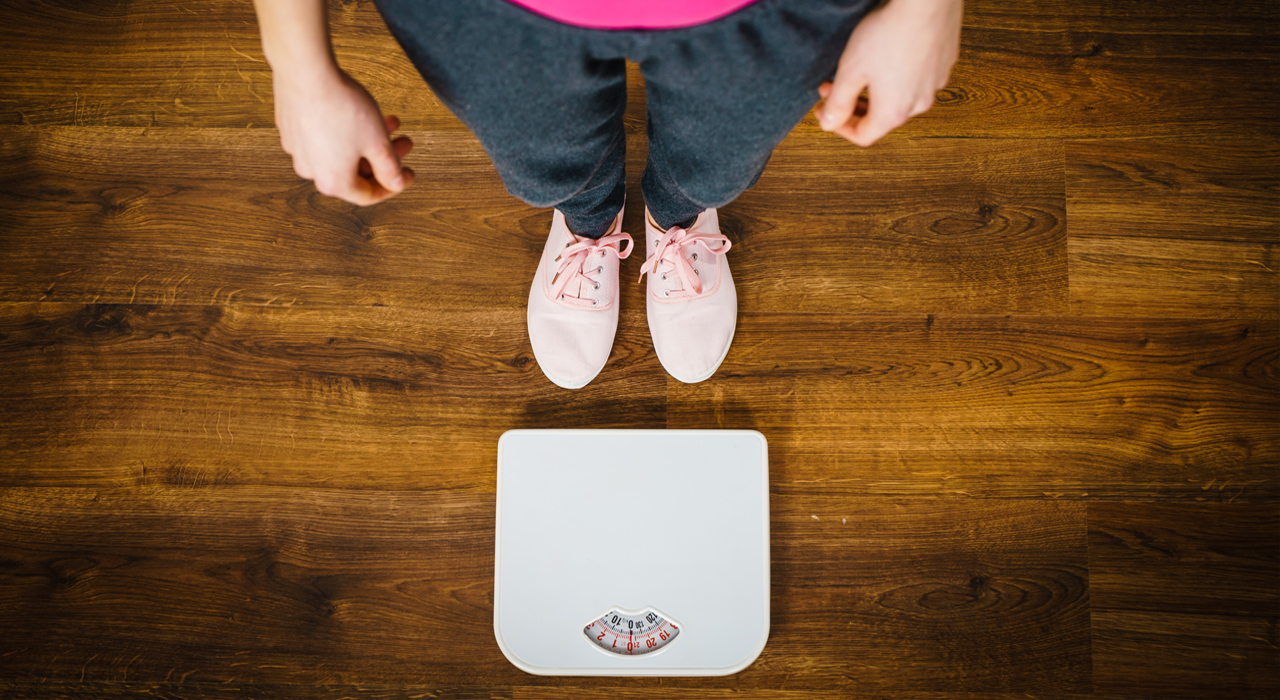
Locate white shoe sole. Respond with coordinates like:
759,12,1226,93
651,321,736,384
527,304,611,390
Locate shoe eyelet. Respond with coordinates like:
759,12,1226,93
663,289,671,297
694,269,700,276
691,253,698,261
595,266,603,274
592,298,599,306
598,250,606,257
660,273,667,280
593,281,600,289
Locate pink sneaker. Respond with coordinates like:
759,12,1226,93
639,207,737,383
527,208,633,389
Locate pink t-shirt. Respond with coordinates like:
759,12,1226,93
507,0,761,30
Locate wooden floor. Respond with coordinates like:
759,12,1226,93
1,0,1277,698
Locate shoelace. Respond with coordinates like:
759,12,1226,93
550,230,634,308
638,225,732,297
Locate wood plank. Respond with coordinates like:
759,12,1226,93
1090,503,1280,615
668,314,1280,501
0,302,664,489
751,499,1090,692
1092,610,1280,698
1089,503,1280,695
0,489,1089,692
0,487,503,686
965,0,1280,34
9,306,1275,496
1067,141,1280,318
0,127,1067,315
0,126,531,311
733,137,1067,314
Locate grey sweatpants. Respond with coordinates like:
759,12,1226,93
373,0,876,236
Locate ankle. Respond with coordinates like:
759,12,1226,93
647,208,699,231
563,208,624,240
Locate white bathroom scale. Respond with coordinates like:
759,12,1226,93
494,429,770,676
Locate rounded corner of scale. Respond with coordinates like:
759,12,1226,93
715,623,771,676
493,619,545,676
496,429,523,452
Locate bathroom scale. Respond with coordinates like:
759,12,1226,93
494,429,770,676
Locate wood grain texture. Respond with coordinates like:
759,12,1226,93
0,126,1066,315
0,489,1089,693
0,126,540,311
670,314,1279,501
1089,504,1280,697
0,302,663,489
732,138,1067,314
1067,141,1280,318
4,305,1273,496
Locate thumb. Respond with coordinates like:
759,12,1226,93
849,88,908,148
366,141,406,193
818,73,867,132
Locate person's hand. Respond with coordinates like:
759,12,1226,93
816,0,962,147
273,66,415,205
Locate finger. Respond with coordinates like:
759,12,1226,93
357,165,416,201
816,92,866,130
359,167,415,204
391,135,414,159
850,92,910,147
820,94,870,144
384,114,401,133
343,173,383,207
853,93,869,119
910,93,935,117
818,81,833,99
365,141,407,193
292,156,313,182
817,72,867,133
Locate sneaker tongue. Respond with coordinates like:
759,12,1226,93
564,241,593,300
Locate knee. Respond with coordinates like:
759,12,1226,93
488,139,624,209
487,160,580,208
669,157,770,209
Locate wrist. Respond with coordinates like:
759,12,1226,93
883,0,960,16
253,0,340,88
266,47,341,88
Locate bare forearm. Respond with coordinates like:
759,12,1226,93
251,0,338,83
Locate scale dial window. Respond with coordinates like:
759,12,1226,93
583,608,681,656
